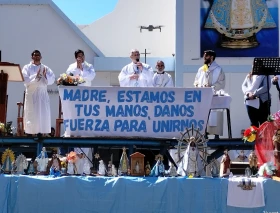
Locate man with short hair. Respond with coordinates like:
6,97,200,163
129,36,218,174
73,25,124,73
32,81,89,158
22,50,55,135
153,60,174,87
118,49,154,87
66,49,96,86
194,50,226,139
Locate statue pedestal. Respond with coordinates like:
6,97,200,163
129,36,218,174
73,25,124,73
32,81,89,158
220,34,259,49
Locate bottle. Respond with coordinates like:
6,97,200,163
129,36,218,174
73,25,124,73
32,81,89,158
245,167,251,177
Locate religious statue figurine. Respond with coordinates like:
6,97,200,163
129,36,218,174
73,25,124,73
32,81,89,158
248,151,258,175
209,159,219,178
145,161,151,176
112,164,117,177
15,154,28,175
27,160,35,175
150,154,165,177
98,160,107,176
177,137,204,177
1,148,15,174
273,129,280,177
67,160,75,175
75,153,85,175
168,163,177,177
67,151,77,175
49,165,61,177
48,151,61,172
35,147,49,174
134,161,140,174
220,149,231,177
11,161,17,175
83,159,91,175
107,161,112,176
119,147,129,175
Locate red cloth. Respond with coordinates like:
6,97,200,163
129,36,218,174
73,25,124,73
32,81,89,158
255,111,280,172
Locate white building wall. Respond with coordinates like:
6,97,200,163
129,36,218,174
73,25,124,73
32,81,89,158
0,4,98,132
81,0,176,57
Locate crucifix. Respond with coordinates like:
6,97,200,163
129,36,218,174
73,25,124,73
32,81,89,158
140,49,151,63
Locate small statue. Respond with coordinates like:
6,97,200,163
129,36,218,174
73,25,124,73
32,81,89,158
35,147,49,174
27,160,35,175
107,161,112,176
67,160,75,175
1,148,15,174
49,166,61,177
119,147,129,175
220,149,231,177
127,168,131,176
49,151,61,171
83,159,91,175
168,163,177,177
145,161,151,176
177,137,204,177
150,154,165,177
15,154,28,174
134,161,140,174
210,159,219,177
112,164,117,176
248,151,258,175
98,160,107,176
67,151,77,175
11,161,17,175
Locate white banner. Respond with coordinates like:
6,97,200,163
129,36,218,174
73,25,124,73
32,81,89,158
58,86,213,138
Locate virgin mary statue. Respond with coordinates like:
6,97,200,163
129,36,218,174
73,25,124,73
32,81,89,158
204,0,276,48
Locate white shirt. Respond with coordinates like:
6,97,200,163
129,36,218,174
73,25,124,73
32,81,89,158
118,62,154,87
66,61,96,86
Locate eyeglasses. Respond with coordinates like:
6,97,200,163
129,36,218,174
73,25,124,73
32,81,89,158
157,65,164,67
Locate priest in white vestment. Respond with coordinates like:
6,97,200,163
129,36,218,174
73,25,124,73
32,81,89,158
66,49,95,165
177,137,204,177
153,60,174,87
66,49,96,86
194,50,225,138
118,49,154,87
22,50,55,134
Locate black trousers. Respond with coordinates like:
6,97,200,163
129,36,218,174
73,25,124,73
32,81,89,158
246,99,270,127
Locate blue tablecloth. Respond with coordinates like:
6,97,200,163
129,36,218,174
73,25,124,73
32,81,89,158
0,175,279,213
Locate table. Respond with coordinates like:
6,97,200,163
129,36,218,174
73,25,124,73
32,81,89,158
0,175,279,213
209,95,232,138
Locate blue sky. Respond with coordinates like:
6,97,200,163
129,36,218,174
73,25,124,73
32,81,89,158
53,0,118,25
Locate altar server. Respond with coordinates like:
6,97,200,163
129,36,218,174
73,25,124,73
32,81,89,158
118,49,154,87
66,49,96,86
153,60,174,87
194,50,225,139
22,50,55,135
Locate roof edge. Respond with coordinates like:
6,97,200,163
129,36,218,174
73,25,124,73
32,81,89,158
49,1,105,57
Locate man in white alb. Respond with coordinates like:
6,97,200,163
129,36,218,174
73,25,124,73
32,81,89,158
194,50,225,139
66,49,95,166
22,50,55,135
153,60,174,87
118,49,154,87
66,49,96,86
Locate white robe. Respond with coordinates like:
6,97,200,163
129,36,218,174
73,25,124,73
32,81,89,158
22,63,55,134
65,63,95,162
118,62,154,87
66,61,96,86
153,72,174,87
194,61,225,136
177,145,204,176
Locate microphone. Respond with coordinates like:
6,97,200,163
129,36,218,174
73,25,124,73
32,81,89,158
135,58,140,74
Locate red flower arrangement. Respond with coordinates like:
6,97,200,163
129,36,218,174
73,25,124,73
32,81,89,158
243,126,259,142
